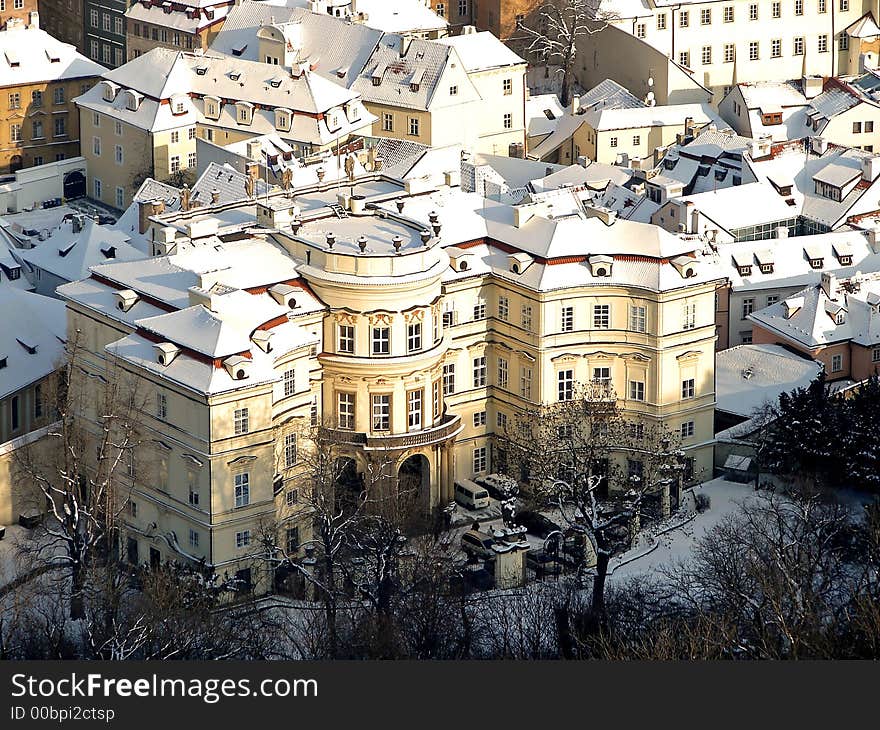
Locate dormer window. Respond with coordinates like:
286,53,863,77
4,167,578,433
235,102,253,125
275,108,291,131
739,264,752,276
171,94,187,115
204,95,220,120
125,90,143,111
101,80,119,102
810,257,824,269
761,112,783,126
835,311,846,325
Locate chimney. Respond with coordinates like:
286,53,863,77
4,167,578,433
246,139,262,161
400,35,412,57
245,161,260,181
211,189,221,204
821,271,838,300
137,199,165,235
863,155,880,182
571,96,580,115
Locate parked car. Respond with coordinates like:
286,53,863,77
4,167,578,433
515,510,561,539
477,473,519,500
454,480,490,510
460,530,495,560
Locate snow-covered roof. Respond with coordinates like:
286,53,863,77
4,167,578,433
266,0,448,34
434,31,525,72
715,344,823,418
525,93,565,140
749,273,880,348
211,2,383,87
75,48,374,143
16,218,144,286
0,286,66,401
0,26,104,87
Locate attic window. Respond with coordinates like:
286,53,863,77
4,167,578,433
16,338,37,355
269,78,282,88
839,254,853,266
45,50,61,63
543,109,557,120
229,71,243,81
0,356,6,369
195,66,207,76
738,264,752,276
809,257,824,269
5,51,20,67
760,263,773,274
835,311,846,325
231,45,247,57
100,246,117,259
761,112,783,126
409,69,424,93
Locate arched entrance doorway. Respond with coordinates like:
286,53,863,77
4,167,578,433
398,454,430,512
63,169,86,199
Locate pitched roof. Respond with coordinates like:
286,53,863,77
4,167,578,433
0,286,66,400
0,26,104,87
434,31,525,71
17,218,144,285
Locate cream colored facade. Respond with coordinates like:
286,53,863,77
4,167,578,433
76,50,376,210
57,167,719,593
604,0,868,101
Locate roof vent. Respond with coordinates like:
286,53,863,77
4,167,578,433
509,252,533,275
588,254,614,278
251,329,274,353
223,355,252,380
671,255,699,279
268,283,299,308
154,342,180,367
114,289,139,312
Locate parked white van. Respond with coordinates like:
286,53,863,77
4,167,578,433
454,480,490,510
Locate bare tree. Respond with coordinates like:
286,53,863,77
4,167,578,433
15,337,145,619
502,381,688,630
517,0,618,106
259,421,397,658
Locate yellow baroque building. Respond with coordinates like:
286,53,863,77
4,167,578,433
58,165,720,592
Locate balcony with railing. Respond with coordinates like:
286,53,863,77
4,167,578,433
320,413,462,451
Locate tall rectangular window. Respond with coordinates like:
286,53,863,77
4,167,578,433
473,302,486,320
516,366,531,399
338,392,355,430
338,324,355,354
593,304,611,329
234,407,249,435
371,326,390,355
561,305,574,332
234,473,250,508
497,357,509,389
382,113,393,132
284,433,297,468
682,378,696,399
771,39,781,57
433,379,441,418
630,305,647,332
372,394,391,431
235,529,250,548
443,364,455,395
473,446,487,473
682,302,696,330
283,368,296,397
498,295,509,321
742,298,754,319
156,392,167,420
473,356,487,387
521,304,533,330
503,78,513,95
408,117,419,136
407,322,422,353
558,369,574,401
629,380,645,401
749,42,759,60
407,389,422,430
